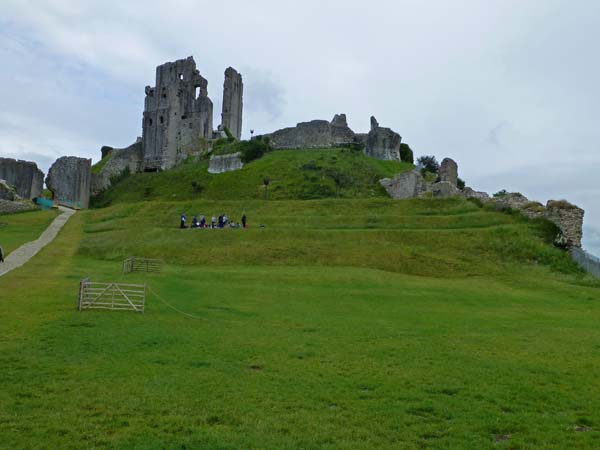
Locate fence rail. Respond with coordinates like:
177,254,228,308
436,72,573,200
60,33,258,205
122,257,164,274
571,247,600,279
78,278,146,313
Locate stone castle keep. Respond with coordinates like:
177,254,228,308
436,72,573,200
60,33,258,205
142,57,243,170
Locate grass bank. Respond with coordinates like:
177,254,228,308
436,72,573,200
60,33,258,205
91,148,413,207
0,208,59,255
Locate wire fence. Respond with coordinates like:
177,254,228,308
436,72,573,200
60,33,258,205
571,247,600,279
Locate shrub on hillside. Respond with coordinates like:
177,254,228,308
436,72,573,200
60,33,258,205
240,140,270,163
417,155,439,175
399,143,414,164
457,177,465,189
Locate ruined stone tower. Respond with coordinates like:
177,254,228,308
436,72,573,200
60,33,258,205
142,57,213,170
220,67,243,140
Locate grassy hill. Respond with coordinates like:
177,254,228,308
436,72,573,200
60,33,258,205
91,148,414,207
1,148,600,449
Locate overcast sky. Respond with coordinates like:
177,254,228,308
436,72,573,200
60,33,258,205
1,0,599,255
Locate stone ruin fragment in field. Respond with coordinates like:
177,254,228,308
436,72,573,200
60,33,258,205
46,156,92,209
0,158,44,199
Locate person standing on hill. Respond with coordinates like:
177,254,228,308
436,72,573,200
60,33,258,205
0,245,4,263
200,215,206,228
242,214,247,229
211,215,217,228
180,213,187,229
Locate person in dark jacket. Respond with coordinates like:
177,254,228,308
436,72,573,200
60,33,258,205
241,214,247,229
180,213,187,229
0,245,4,263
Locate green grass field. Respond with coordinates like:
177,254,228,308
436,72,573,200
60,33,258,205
1,148,599,449
0,208,58,256
1,195,599,449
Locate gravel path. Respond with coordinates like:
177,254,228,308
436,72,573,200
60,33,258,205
0,206,76,277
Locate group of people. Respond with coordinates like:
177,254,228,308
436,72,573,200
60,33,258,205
180,213,248,229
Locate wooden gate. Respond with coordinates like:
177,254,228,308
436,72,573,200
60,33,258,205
122,257,164,274
78,278,146,313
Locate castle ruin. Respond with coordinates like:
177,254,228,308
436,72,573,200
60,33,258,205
141,57,244,171
220,67,244,140
143,58,212,170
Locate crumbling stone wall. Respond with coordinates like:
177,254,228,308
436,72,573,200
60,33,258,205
545,200,584,248
46,156,91,209
91,141,143,194
142,56,214,170
267,114,356,149
439,158,458,186
491,192,530,211
431,181,460,198
208,152,244,174
221,67,243,140
380,170,428,199
365,116,401,161
0,158,44,199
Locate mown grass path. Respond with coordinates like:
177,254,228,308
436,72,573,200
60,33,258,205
0,206,75,277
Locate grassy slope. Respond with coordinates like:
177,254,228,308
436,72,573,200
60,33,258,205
79,198,576,278
0,210,599,449
0,209,58,255
2,149,600,448
91,148,414,206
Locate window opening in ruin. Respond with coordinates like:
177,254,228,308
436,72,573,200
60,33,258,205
162,87,167,99
195,86,200,99
159,116,164,124
148,118,153,126
179,73,184,80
